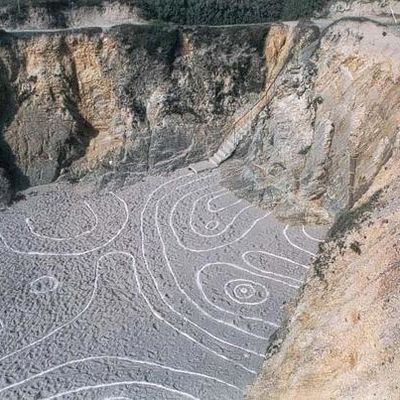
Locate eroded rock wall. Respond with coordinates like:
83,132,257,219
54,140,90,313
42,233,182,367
229,19,400,223
246,142,400,400
244,17,400,400
0,24,268,188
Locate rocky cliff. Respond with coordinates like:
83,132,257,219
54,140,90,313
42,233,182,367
0,24,269,193
243,15,400,400
227,17,400,224
247,145,400,400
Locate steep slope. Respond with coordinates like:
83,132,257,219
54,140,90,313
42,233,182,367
247,148,400,400
227,18,400,224
0,24,268,189
244,16,400,400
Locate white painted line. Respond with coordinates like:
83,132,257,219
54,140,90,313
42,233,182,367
0,192,129,256
283,225,317,257
0,355,240,395
302,225,324,243
139,172,259,374
25,200,98,241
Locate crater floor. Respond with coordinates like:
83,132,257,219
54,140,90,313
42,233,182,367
0,167,325,399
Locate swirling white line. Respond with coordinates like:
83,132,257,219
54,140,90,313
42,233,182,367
140,172,263,374
25,200,98,241
0,252,242,396
170,183,271,253
196,262,296,328
0,252,114,363
241,251,308,285
157,175,275,340
302,225,324,243
189,188,252,238
30,276,60,294
224,279,269,306
0,192,129,257
207,190,242,213
0,355,240,396
0,169,318,392
41,382,198,400
283,225,317,257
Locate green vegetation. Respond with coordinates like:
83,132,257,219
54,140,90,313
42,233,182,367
281,0,327,20
0,0,329,24
137,0,329,24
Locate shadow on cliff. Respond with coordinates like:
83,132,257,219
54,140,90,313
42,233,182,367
61,40,100,177
0,57,30,191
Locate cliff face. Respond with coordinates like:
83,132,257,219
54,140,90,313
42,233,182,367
0,24,268,190
228,18,400,223
247,149,400,400
243,17,400,400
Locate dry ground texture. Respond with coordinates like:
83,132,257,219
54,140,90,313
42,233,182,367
0,166,325,399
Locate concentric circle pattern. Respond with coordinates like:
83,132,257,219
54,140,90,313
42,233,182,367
0,168,326,399
225,280,269,305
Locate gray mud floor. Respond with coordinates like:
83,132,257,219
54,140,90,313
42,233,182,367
0,167,326,399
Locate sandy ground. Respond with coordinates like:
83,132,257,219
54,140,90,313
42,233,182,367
0,167,325,399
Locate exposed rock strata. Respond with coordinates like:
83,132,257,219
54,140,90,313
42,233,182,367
246,148,400,400
228,19,400,223
0,24,268,189
244,17,400,400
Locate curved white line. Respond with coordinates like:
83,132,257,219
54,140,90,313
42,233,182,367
0,252,115,363
0,250,241,391
104,398,134,400
0,193,129,256
158,176,275,341
104,398,133,400
30,276,59,294
188,188,252,238
207,191,243,213
139,172,258,375
196,262,298,328
241,251,309,284
41,382,198,400
0,355,240,394
171,189,271,253
283,225,316,257
205,220,220,231
25,201,99,241
302,225,324,243
224,279,269,306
